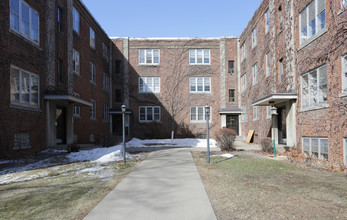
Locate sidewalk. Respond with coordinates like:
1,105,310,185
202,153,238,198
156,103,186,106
84,148,217,220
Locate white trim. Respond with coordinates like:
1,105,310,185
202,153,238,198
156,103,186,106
189,77,211,93
139,106,161,122
253,106,258,121
139,49,160,65
342,54,347,92
44,95,92,107
344,138,347,166
190,106,212,123
73,49,80,75
139,77,160,93
73,6,80,34
90,62,96,84
189,49,210,65
110,37,239,40
90,27,95,49
252,93,298,106
252,63,258,86
252,27,257,48
90,99,96,120
302,137,329,160
266,52,270,77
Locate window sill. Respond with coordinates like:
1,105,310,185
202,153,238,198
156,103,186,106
90,81,96,86
10,103,41,112
339,92,347,98
74,72,81,77
190,92,211,94
189,63,211,66
138,64,160,66
300,103,329,113
190,121,212,124
9,29,42,50
298,29,327,51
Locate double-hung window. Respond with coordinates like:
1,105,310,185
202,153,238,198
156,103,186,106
229,89,235,103
266,52,270,77
303,137,329,160
343,0,347,7
102,72,110,92
73,94,80,117
57,8,63,32
265,9,269,34
10,0,40,45
139,49,160,65
241,43,246,61
342,54,347,92
139,77,160,93
300,0,326,45
267,106,272,119
103,42,109,62
190,77,211,93
90,28,95,49
228,61,235,74
253,106,259,121
301,65,327,108
241,73,247,92
279,59,284,83
90,99,96,120
252,64,258,85
242,105,247,122
103,104,109,121
190,106,211,122
139,106,160,122
73,49,80,74
73,7,79,34
90,62,96,84
252,27,257,48
189,49,210,64
10,65,39,108
344,138,347,166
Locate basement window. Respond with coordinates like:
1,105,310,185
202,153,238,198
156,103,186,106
303,137,329,160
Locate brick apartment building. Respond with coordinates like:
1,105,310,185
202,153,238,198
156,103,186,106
111,37,240,139
0,0,113,158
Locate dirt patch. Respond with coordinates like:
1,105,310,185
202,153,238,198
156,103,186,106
193,151,347,220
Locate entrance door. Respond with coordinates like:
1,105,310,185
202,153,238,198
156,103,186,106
278,107,287,144
226,115,239,135
56,106,66,144
112,115,122,136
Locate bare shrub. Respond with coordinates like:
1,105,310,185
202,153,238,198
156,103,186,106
100,135,119,147
67,142,80,153
215,128,237,151
176,123,195,138
260,138,273,153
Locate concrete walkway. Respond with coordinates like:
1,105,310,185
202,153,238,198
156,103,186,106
84,148,217,220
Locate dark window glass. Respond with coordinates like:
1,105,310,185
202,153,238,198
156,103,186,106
115,60,121,73
228,61,234,74
58,59,63,84
115,89,122,103
229,89,235,102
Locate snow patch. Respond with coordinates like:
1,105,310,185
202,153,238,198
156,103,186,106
212,153,234,159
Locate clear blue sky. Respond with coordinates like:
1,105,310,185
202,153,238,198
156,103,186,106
81,0,263,38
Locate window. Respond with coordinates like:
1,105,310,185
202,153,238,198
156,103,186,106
13,133,30,150
115,60,121,73
139,49,160,65
267,106,272,119
252,27,257,48
103,104,109,121
139,106,160,122
265,9,269,34
72,7,79,33
115,89,122,103
344,138,347,166
343,0,347,7
73,94,80,117
139,77,160,93
279,5,283,31
300,0,326,45
301,65,327,108
253,106,259,121
190,106,211,122
342,54,347,92
90,62,96,84
266,52,270,77
58,8,63,32
302,137,329,160
90,99,96,120
58,59,63,84
90,27,95,49
229,89,235,103
10,65,39,108
252,64,258,85
73,49,80,74
279,59,284,83
190,77,211,93
228,61,235,74
241,73,247,92
103,72,110,92
189,49,210,64
10,0,40,45
241,43,246,61
242,105,247,122
102,42,109,62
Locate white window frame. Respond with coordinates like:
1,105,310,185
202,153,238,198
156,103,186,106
73,49,80,74
90,27,95,49
252,64,258,86
139,106,161,122
252,27,257,48
73,6,79,34
342,54,347,92
241,43,246,61
139,49,160,65
267,106,272,119
102,42,109,62
190,106,211,123
302,137,329,160
139,77,160,93
102,72,110,92
241,73,247,92
253,106,259,121
229,89,235,103
242,104,247,122
265,9,269,34
343,0,347,7
189,77,211,93
344,138,347,166
90,99,96,120
301,65,327,109
266,52,270,77
90,62,96,84
279,59,284,83
73,93,80,117
103,104,109,122
299,0,326,45
10,65,40,108
189,49,210,65
10,0,40,45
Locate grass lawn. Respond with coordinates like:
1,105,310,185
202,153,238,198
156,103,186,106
193,151,347,220
0,157,145,220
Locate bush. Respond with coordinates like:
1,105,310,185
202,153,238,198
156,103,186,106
260,137,273,153
215,128,237,151
100,135,119,147
67,142,80,153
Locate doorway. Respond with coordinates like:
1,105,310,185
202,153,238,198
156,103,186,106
56,106,66,144
278,107,287,144
226,115,239,135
